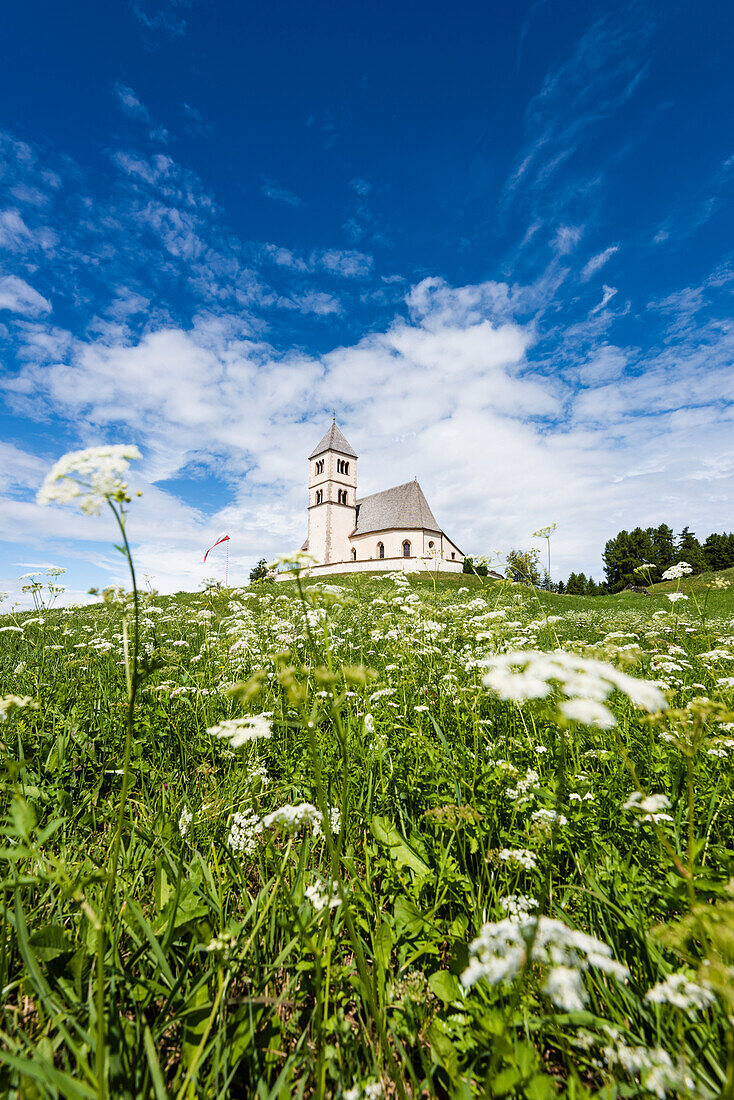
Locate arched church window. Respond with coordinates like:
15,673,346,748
378,542,384,558
315,459,324,475
352,548,357,561
343,461,349,474
428,540,434,549
316,489,323,504
402,540,411,558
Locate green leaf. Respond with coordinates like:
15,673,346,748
370,815,433,879
428,969,461,1004
29,923,73,960
143,1025,169,1100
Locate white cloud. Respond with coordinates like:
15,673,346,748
581,244,619,280
0,276,50,315
552,225,583,255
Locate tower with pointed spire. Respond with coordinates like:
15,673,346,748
290,420,466,578
307,419,359,565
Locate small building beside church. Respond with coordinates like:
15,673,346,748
283,421,465,578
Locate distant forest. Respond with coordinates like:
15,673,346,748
465,526,734,595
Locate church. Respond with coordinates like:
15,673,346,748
286,420,465,578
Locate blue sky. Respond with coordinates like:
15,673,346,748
2,0,734,604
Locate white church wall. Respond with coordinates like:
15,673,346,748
275,555,465,582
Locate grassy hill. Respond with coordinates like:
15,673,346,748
1,567,733,1097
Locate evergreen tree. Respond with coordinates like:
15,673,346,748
566,572,587,595
703,531,734,571
650,524,675,572
676,528,708,574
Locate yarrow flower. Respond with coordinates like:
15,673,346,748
207,713,273,747
461,915,628,1012
666,592,688,603
661,562,693,581
305,880,341,911
623,791,673,825
37,446,142,516
499,894,538,922
344,1083,383,1100
498,848,538,871
481,649,666,724
645,972,716,1013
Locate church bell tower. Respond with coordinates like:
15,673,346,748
307,420,358,564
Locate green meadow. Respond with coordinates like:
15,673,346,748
2,564,733,1099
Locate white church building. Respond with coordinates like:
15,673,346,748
285,420,465,578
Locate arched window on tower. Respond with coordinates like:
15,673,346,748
315,489,323,504
377,542,384,559
402,540,411,558
315,459,324,475
351,548,357,561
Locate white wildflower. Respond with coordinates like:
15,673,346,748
207,713,273,747
37,445,142,515
305,881,341,911
661,562,692,581
481,649,666,721
228,810,263,854
178,806,192,837
666,592,688,603
462,915,628,1011
623,791,673,825
498,848,538,871
499,894,538,922
560,698,616,729
646,972,716,1013
261,802,321,835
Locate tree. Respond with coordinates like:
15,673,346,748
650,524,676,573
505,548,541,585
566,572,587,595
463,555,488,576
249,558,272,583
703,531,734,571
676,528,708,574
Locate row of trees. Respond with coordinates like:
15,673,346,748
465,525,734,597
602,526,734,591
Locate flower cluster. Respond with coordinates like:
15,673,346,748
622,791,673,825
207,714,273,747
645,972,716,1013
661,561,693,581
37,445,142,515
461,915,629,1012
482,649,666,727
305,881,341,911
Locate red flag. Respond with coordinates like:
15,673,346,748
204,534,230,562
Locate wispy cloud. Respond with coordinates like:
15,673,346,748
581,244,619,281
113,82,168,142
502,10,653,227
260,179,304,207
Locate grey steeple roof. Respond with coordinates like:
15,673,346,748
353,480,442,536
308,422,358,460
